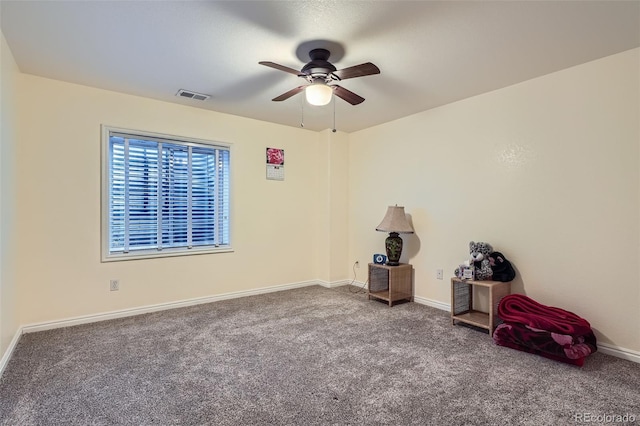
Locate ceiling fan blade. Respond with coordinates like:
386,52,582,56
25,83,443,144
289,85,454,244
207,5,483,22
332,85,365,105
259,61,302,76
332,62,380,80
272,86,305,102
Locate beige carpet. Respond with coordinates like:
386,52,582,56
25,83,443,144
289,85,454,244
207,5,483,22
1,285,639,425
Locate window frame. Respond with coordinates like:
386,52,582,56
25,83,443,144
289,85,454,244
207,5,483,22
101,125,232,262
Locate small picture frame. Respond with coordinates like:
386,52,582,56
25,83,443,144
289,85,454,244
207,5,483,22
462,266,474,280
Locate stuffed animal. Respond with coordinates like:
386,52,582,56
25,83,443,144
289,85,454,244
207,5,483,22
454,260,473,279
469,241,493,280
454,241,493,280
489,251,516,282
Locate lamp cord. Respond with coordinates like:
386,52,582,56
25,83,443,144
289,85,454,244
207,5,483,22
348,262,368,294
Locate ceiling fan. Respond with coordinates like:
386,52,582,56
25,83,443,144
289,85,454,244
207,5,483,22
259,48,380,106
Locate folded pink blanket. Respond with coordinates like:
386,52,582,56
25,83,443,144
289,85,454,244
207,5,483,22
493,322,597,366
497,294,592,336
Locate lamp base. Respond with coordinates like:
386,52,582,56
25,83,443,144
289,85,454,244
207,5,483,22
385,232,403,266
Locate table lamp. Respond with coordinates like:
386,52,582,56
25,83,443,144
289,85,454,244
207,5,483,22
375,205,414,266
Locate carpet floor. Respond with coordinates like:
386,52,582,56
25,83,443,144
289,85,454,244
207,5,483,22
1,285,639,425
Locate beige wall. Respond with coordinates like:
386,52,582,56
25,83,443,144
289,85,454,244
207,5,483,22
3,39,638,359
328,131,349,283
348,48,640,352
14,74,326,325
0,32,19,358
315,129,349,283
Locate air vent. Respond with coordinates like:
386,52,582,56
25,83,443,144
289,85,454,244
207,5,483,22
176,89,211,101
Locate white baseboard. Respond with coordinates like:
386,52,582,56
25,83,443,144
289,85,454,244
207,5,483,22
413,295,450,312
598,343,640,363
317,279,351,288
0,328,22,379
21,279,321,335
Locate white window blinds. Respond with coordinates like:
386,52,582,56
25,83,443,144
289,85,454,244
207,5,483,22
104,128,230,260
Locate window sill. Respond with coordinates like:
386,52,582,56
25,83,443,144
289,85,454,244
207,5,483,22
101,246,234,262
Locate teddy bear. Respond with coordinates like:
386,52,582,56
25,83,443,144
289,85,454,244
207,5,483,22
455,241,493,280
488,251,516,282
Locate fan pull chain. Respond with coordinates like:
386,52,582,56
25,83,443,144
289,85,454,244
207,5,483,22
332,96,337,133
300,95,304,128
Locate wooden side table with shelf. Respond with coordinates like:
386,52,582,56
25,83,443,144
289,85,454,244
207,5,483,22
368,263,413,306
451,277,511,335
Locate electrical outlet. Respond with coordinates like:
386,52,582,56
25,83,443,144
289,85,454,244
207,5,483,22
355,261,360,268
436,269,444,280
110,279,119,291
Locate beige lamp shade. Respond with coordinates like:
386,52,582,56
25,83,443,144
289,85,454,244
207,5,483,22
376,205,414,234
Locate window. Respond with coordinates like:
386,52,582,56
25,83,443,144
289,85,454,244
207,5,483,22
102,126,231,261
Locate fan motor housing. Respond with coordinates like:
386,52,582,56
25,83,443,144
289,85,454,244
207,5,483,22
301,48,337,79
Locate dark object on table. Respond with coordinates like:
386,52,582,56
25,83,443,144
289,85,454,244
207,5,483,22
489,251,516,282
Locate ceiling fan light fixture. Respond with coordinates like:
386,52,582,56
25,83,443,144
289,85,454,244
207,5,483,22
305,81,333,106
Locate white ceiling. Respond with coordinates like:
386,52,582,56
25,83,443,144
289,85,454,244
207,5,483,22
2,1,639,132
